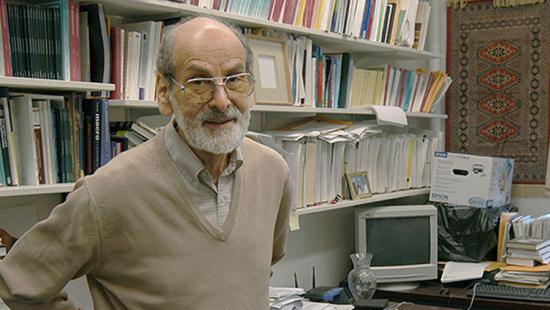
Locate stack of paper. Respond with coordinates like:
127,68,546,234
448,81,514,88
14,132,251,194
440,261,490,283
498,212,550,266
505,239,550,267
269,287,305,310
248,117,439,208
495,264,550,288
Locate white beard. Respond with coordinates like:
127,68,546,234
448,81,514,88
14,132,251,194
169,92,251,154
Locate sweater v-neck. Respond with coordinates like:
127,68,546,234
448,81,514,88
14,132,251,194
154,130,243,241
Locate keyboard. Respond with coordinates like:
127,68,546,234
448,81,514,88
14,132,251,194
470,283,550,303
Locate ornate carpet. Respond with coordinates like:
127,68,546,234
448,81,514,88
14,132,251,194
446,1,550,183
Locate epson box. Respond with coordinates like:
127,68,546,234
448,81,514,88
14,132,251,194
430,152,514,208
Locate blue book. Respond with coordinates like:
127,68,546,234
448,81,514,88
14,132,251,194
402,70,414,111
361,0,373,39
99,99,112,167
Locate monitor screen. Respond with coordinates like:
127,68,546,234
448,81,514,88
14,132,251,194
355,204,438,285
366,216,430,266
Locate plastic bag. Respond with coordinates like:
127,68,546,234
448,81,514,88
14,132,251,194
437,204,512,262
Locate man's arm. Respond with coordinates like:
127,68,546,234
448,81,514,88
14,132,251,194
272,175,292,266
0,180,101,309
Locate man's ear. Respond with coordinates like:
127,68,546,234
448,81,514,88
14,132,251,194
156,74,174,116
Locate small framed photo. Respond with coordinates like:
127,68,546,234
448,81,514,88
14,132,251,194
246,35,292,105
346,171,372,200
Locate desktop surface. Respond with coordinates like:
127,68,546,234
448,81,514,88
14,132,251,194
373,281,550,310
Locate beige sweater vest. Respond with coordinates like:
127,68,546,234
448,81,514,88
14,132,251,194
0,131,291,310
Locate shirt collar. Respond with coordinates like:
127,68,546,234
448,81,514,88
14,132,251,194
164,120,243,182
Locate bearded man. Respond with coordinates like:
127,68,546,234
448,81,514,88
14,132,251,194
0,16,291,310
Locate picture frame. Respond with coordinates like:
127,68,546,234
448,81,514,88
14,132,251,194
346,171,372,200
246,35,292,105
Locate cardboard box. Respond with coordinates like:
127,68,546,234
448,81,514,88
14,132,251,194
430,152,514,208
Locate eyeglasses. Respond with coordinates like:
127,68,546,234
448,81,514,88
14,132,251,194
170,72,254,104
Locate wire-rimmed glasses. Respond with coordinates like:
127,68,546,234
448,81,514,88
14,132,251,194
170,72,254,104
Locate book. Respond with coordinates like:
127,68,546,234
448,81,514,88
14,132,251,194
508,239,550,251
508,245,550,257
0,101,11,185
122,21,162,101
498,212,520,262
80,3,110,96
505,256,536,267
133,115,170,135
79,11,90,81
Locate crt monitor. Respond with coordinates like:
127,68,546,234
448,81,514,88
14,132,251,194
355,204,438,290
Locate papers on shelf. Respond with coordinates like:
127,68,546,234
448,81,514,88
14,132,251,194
440,261,490,283
269,287,306,299
367,105,408,127
302,302,354,310
248,118,439,208
269,287,305,310
495,270,550,286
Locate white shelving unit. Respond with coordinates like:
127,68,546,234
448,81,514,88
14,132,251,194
0,0,444,211
252,105,447,119
0,77,114,92
98,0,441,59
0,184,74,198
107,99,447,119
295,188,431,216
109,99,157,108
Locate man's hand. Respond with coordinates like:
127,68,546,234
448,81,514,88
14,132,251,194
0,228,16,252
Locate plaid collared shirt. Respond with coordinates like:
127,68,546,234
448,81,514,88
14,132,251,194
164,121,243,229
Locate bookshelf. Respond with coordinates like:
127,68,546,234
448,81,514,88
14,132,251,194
295,188,431,216
107,99,448,119
98,0,442,59
0,0,445,208
0,77,114,92
109,99,157,108
0,184,74,198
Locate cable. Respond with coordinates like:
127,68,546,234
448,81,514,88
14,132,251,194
383,301,414,310
466,282,481,310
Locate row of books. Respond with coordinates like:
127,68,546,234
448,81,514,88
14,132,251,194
0,0,114,92
248,117,439,208
0,0,80,80
109,21,163,101
348,65,451,112
0,89,111,187
110,115,170,155
183,0,431,50
282,33,450,111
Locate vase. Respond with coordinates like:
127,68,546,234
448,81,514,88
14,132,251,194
347,253,377,301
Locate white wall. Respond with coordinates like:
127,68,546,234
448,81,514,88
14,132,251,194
512,197,550,216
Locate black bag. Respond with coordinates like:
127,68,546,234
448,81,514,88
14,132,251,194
437,204,513,262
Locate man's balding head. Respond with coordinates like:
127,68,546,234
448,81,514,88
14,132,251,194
156,16,253,83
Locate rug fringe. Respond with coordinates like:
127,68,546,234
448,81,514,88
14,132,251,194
447,0,545,8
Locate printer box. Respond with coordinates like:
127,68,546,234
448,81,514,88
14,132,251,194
430,152,514,208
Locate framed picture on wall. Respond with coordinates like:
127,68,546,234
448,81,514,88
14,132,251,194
346,171,372,200
246,35,292,105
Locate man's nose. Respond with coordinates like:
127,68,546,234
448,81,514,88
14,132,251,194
208,84,231,112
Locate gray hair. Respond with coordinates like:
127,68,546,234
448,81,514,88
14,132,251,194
156,15,254,84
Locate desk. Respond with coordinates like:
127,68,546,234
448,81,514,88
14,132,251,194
373,283,550,310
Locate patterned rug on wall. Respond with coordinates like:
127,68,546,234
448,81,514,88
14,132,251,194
446,1,550,183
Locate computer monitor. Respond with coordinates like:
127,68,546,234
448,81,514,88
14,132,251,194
355,204,438,290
